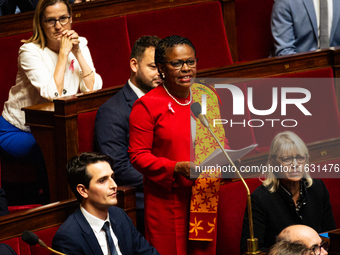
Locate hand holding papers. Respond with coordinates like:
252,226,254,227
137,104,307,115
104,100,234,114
199,144,258,167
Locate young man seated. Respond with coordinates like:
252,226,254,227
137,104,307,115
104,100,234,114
52,152,160,255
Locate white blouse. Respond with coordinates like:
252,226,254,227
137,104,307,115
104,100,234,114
2,37,102,132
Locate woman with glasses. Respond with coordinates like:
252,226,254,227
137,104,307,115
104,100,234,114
240,131,336,253
129,35,229,255
0,0,102,202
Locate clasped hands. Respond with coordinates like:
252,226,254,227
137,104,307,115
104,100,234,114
59,30,80,56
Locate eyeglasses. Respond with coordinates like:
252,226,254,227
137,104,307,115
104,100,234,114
163,58,198,70
278,155,307,165
310,241,329,255
43,16,71,27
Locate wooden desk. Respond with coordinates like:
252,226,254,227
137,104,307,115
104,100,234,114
23,86,122,202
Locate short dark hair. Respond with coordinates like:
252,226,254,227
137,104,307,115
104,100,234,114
154,35,196,66
66,152,113,202
130,35,161,61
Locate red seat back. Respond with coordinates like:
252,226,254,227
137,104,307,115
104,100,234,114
216,83,257,155
235,0,274,61
248,68,340,150
0,32,32,114
73,16,131,88
126,1,233,70
217,178,262,255
78,111,98,153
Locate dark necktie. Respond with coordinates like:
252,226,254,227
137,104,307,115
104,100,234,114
102,222,118,255
320,0,329,48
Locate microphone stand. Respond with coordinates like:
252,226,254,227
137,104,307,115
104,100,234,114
38,239,66,255
200,115,262,255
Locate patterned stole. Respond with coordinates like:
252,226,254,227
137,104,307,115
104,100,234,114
189,83,228,243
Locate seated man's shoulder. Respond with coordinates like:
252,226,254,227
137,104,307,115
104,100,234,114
97,85,132,116
56,211,80,234
108,206,128,220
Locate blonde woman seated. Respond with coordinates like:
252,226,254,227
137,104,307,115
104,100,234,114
240,131,336,253
0,0,102,203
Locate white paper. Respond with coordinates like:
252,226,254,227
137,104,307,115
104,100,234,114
199,144,258,167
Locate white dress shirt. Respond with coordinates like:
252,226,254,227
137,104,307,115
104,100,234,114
2,37,102,132
128,79,145,98
80,205,122,255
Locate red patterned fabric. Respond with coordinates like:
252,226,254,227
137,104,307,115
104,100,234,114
126,2,233,70
189,84,228,250
73,16,131,88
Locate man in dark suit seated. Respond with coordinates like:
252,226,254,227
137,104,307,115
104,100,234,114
52,152,160,255
271,0,340,56
94,35,161,234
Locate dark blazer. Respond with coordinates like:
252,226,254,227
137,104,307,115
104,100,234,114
240,179,336,253
52,206,159,255
94,82,143,199
0,244,17,255
271,0,340,56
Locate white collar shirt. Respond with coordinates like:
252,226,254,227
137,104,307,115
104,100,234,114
128,79,146,98
80,205,122,255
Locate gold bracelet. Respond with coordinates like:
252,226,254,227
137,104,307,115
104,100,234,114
83,70,93,78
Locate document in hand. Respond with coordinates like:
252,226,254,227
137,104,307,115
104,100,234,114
199,144,258,167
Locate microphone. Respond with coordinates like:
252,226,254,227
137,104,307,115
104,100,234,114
191,102,209,128
21,231,66,255
191,102,261,255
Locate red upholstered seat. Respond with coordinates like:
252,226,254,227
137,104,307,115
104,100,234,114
28,226,60,255
216,83,257,155
247,68,340,151
78,110,98,153
73,16,131,88
0,226,60,255
217,178,262,255
126,1,233,70
235,0,274,62
8,204,42,214
0,32,32,114
1,238,21,255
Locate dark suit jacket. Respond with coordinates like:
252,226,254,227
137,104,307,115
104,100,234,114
94,83,143,207
271,0,340,56
240,179,336,253
52,206,159,255
0,244,17,255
